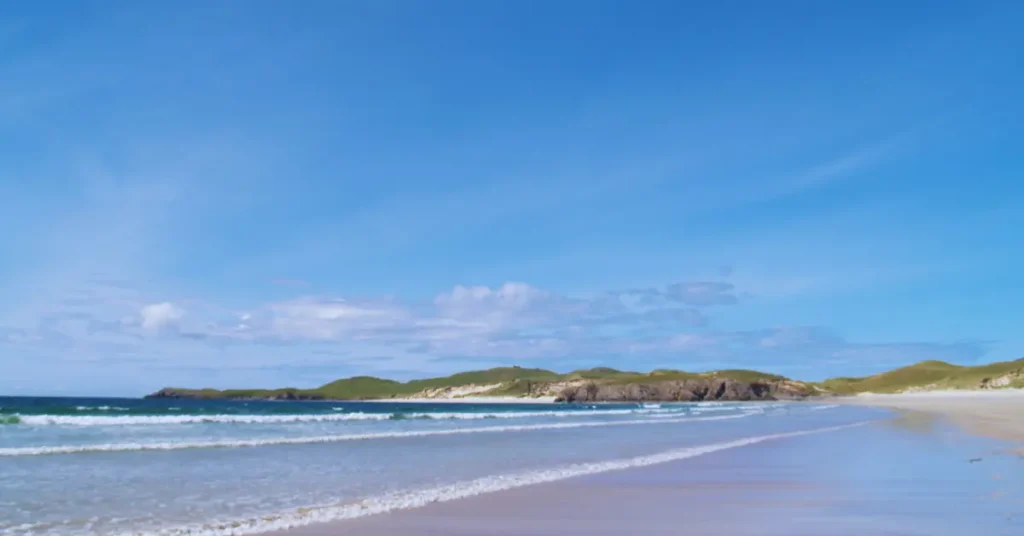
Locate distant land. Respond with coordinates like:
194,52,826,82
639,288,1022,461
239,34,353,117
145,358,1024,402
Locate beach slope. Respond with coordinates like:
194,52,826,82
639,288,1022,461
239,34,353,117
841,390,1024,448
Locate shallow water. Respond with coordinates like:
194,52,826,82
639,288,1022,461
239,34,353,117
0,396,870,535
315,413,1024,536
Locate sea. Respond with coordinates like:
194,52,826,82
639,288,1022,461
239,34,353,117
0,397,1019,536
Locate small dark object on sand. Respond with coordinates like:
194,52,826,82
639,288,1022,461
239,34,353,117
969,457,983,463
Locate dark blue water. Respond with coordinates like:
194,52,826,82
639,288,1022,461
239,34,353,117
0,395,585,419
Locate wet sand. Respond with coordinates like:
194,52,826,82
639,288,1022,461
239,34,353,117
843,390,1024,451
270,415,1024,536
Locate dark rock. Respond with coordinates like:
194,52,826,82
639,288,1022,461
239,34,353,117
145,388,189,399
554,378,809,403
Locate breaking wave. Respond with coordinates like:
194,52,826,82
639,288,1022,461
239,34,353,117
0,414,750,457
7,408,685,427
111,421,871,536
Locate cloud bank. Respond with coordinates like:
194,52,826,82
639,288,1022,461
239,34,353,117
0,277,986,395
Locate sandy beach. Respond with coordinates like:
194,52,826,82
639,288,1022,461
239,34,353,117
267,394,1024,536
271,408,1024,536
841,390,1024,450
255,394,1024,536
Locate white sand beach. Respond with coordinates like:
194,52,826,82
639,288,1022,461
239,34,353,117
270,407,1024,536
841,390,1024,449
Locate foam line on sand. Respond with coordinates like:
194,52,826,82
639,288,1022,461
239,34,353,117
115,420,872,536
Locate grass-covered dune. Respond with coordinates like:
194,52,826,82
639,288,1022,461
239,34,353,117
148,367,562,400
146,358,1024,400
146,366,802,400
814,358,1024,394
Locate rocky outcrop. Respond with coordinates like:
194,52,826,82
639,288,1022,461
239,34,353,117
261,391,323,400
980,371,1023,389
144,388,325,400
553,378,810,403
145,377,814,402
145,389,203,399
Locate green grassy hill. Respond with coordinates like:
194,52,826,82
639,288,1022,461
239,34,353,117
297,367,566,399
565,367,637,380
317,376,406,399
705,369,789,383
404,366,561,391
146,358,1024,400
148,366,567,400
815,358,1024,394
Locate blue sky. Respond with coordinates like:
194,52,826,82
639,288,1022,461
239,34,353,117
2,1,1022,396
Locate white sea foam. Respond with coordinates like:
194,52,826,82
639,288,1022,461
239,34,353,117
404,408,682,420
73,406,129,411
0,414,747,457
15,413,391,426
690,406,743,412
691,405,770,413
115,420,872,536
13,408,685,426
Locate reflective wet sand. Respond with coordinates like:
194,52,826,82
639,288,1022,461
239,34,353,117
275,414,1024,536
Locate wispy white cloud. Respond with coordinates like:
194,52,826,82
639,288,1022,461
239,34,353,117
268,297,410,341
0,275,987,393
735,133,915,206
785,138,907,191
139,302,184,332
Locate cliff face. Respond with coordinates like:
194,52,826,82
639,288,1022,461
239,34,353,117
145,378,811,402
143,365,820,402
142,359,1024,401
553,378,810,403
145,388,326,400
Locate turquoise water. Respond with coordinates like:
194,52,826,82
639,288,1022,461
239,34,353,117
1,396,1013,535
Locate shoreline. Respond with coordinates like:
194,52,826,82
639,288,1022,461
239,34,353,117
267,403,1023,536
364,396,557,404
17,395,1021,535
837,389,1024,451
